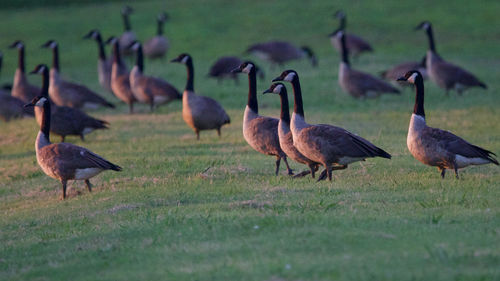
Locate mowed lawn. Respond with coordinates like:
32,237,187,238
1,0,499,280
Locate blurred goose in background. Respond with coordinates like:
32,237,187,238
83,29,113,94
416,21,486,95
26,64,121,199
381,56,428,86
208,56,264,84
398,70,497,178
41,40,115,109
128,41,180,111
119,5,137,56
274,70,391,181
171,53,230,140
0,94,28,121
9,41,40,103
106,37,136,114
144,12,170,59
246,41,317,68
336,31,400,98
329,10,373,58
232,62,293,176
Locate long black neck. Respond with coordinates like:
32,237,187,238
279,88,290,124
247,69,258,113
157,19,164,35
338,17,346,30
40,69,51,137
123,14,131,31
52,46,60,71
135,44,144,72
413,76,425,117
96,35,106,60
185,59,194,91
112,41,123,65
340,34,349,65
41,68,49,98
290,77,304,117
426,27,436,52
18,46,25,73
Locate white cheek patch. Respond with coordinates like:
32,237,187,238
50,42,57,48
36,97,48,106
336,31,344,39
242,64,254,74
181,56,189,64
423,23,430,29
284,72,296,82
273,84,283,94
407,72,418,83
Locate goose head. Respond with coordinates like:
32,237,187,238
262,82,286,96
41,40,58,49
83,29,102,40
231,61,256,74
415,21,431,31
121,5,133,15
105,36,119,45
272,69,298,83
24,95,48,108
334,10,346,19
9,40,24,49
158,12,169,22
127,40,142,52
171,53,192,65
397,70,423,84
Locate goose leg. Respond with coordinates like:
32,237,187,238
149,102,155,112
275,156,281,176
80,134,85,141
453,163,459,179
310,164,318,178
60,135,65,142
326,165,333,181
195,130,200,140
282,156,293,175
439,167,446,179
129,103,134,114
293,170,311,178
60,179,67,200
317,168,328,182
85,179,92,192
216,128,221,138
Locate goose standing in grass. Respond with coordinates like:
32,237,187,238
263,82,324,179
83,29,113,94
416,21,487,95
329,10,373,58
144,12,170,59
9,41,40,103
246,41,317,68
381,56,428,85
41,40,115,109
30,64,109,142
128,41,180,111
274,70,391,181
398,70,497,178
171,53,230,140
25,64,121,199
232,62,293,176
106,37,136,114
119,6,136,56
336,31,400,98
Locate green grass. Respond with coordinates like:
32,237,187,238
1,0,499,280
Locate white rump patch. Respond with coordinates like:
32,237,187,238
74,168,102,180
455,155,490,168
338,156,364,165
82,127,94,135
154,95,169,104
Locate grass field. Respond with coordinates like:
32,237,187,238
1,0,499,280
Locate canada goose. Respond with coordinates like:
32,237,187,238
83,29,113,94
231,61,292,176
208,56,264,84
336,31,400,98
8,41,40,103
246,41,317,68
398,70,497,178
119,6,137,56
31,64,109,142
171,53,230,140
144,12,170,59
262,82,324,179
273,70,391,181
25,64,121,199
329,10,373,57
106,37,136,114
128,41,181,111
41,40,115,109
416,21,487,95
381,56,428,85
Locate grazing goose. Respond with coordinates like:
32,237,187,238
41,40,115,109
128,41,181,111
144,12,170,59
31,64,109,142
246,41,317,68
263,82,324,179
119,6,137,56
398,70,497,178
416,21,487,95
208,56,264,84
25,64,121,199
336,31,400,98
83,29,113,94
231,62,293,176
106,37,136,114
274,70,391,181
381,56,428,85
171,53,230,140
8,41,40,103
329,10,373,58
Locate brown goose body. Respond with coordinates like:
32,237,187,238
398,71,497,178
274,70,391,181
119,6,136,56
246,41,317,67
208,56,242,82
107,37,136,113
172,53,230,139
144,13,170,59
9,41,39,117
0,94,26,121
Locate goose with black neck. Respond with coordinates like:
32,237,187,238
144,12,170,59
329,10,373,58
83,29,113,94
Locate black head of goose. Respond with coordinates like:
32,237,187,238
336,31,400,98
398,70,497,178
8,40,41,103
119,5,136,56
246,41,318,68
25,64,121,199
29,64,109,142
127,40,180,111
171,53,230,140
273,69,391,181
105,36,136,114
144,12,170,59
262,82,323,179
329,11,373,57
231,61,292,176
416,21,487,95
83,29,113,94
41,40,115,109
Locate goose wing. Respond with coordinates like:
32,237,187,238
142,76,181,99
348,69,400,93
433,61,487,88
60,81,115,108
346,33,373,52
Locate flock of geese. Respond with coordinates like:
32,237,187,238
0,7,497,199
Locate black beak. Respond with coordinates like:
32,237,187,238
83,33,92,39
8,42,18,49
230,67,241,74
397,77,406,82
272,77,282,82
24,103,34,108
29,70,37,74
170,57,180,63
262,88,272,95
